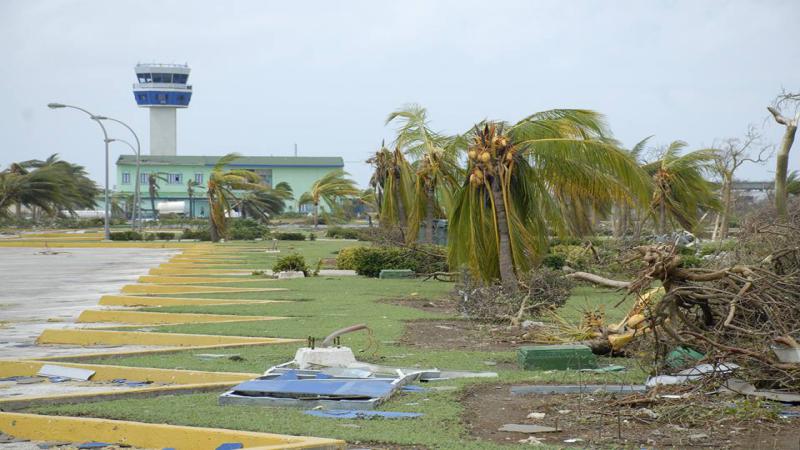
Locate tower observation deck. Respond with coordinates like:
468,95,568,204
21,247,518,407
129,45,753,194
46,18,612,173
132,63,192,156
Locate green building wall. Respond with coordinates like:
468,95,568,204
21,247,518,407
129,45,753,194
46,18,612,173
114,155,344,218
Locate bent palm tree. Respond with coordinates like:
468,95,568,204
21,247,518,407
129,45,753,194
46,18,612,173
147,173,167,221
367,144,414,231
237,181,293,221
386,104,462,243
448,110,650,289
299,170,360,228
206,153,266,242
186,179,203,218
643,141,719,234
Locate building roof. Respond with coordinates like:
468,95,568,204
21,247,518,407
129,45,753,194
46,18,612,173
117,154,344,168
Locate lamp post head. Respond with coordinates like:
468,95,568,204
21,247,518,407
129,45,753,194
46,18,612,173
47,103,66,109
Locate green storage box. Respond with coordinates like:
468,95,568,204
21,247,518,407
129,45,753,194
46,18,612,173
379,269,414,279
517,344,598,371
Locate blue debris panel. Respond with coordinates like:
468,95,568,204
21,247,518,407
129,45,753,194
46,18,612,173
219,369,409,410
228,378,396,400
304,409,422,419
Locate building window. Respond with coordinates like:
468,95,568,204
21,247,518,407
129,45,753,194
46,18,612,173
255,169,273,188
194,173,204,184
167,173,183,184
122,172,131,184
157,93,167,104
140,173,149,184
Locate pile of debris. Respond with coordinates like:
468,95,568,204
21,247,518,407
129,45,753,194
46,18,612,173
219,325,496,410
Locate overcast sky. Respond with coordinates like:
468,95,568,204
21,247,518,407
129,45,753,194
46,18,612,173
1,0,798,187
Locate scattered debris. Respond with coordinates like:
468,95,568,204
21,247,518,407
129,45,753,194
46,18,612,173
526,412,546,419
511,384,646,395
37,364,95,381
518,436,545,445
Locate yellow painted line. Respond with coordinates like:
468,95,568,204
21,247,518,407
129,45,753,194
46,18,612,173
78,310,284,325
121,284,280,295
99,295,284,307
149,267,252,275
161,262,251,267
37,329,297,347
0,382,246,411
0,413,345,449
0,241,194,248
137,275,263,284
0,360,254,383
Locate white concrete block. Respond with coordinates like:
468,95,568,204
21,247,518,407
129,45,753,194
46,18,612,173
294,346,357,369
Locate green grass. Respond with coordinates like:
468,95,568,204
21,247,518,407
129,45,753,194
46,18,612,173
30,240,647,449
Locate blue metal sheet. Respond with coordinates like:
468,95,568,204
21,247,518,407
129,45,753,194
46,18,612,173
304,409,422,419
230,379,396,399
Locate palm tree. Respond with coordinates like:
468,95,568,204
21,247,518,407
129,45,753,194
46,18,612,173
787,170,800,196
613,137,653,238
0,155,99,222
206,153,266,242
299,170,360,228
367,144,414,232
386,105,462,243
147,173,167,221
0,166,63,221
236,181,293,221
448,110,650,289
186,179,203,219
642,141,720,234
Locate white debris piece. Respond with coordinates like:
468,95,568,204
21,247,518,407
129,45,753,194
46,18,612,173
294,346,358,369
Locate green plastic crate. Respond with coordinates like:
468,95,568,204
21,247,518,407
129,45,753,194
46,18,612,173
517,344,598,371
379,269,414,279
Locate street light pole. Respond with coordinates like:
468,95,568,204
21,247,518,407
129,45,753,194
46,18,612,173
107,138,140,227
95,116,142,232
47,103,111,240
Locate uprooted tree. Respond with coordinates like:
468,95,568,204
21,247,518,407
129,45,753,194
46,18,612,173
616,209,800,390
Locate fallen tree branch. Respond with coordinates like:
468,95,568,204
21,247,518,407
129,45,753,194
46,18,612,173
565,271,631,288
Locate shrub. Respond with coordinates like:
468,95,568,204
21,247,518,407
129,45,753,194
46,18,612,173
155,232,175,241
273,232,306,241
273,253,309,276
340,245,447,277
180,228,211,241
229,219,269,240
144,233,156,241
308,232,316,241
549,244,594,270
109,230,142,241
336,246,361,270
541,254,566,270
326,226,362,240
679,254,704,268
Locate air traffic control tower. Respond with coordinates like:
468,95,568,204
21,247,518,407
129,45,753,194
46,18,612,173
132,63,192,156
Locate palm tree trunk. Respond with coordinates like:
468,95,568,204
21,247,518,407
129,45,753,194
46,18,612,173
711,213,721,241
658,200,667,235
425,184,435,244
490,177,517,291
313,202,319,228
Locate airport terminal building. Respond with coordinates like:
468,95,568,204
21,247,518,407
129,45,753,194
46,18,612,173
115,155,344,218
